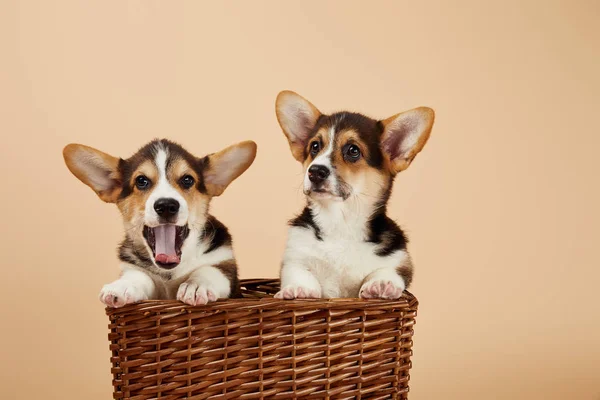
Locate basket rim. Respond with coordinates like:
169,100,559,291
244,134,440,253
106,278,418,316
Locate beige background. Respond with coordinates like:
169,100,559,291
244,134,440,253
1,1,599,399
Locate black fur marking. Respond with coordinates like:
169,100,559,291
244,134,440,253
366,177,408,257
367,210,408,257
118,237,154,269
289,206,322,241
215,260,241,298
201,215,232,253
196,156,209,193
397,265,413,288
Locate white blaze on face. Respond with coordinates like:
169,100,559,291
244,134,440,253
144,146,189,227
304,126,339,194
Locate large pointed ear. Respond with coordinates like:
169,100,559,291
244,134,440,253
275,90,321,162
63,144,123,203
380,107,435,174
203,140,257,197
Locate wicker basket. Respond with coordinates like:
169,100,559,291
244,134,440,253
106,279,418,399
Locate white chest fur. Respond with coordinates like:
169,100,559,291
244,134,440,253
283,225,408,298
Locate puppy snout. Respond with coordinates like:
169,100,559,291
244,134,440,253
308,165,330,184
154,198,180,217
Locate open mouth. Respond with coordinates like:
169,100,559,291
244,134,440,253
143,225,189,269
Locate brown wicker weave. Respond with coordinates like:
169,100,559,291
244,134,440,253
107,279,418,399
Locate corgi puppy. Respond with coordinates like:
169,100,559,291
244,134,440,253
274,91,434,300
63,139,257,307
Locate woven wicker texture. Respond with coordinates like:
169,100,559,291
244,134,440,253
107,279,418,399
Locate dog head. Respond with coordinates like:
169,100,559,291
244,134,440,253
275,91,434,204
63,139,256,269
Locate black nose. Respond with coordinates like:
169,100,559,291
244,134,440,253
308,165,330,184
154,198,180,217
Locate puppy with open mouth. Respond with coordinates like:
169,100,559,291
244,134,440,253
274,91,434,300
63,139,256,307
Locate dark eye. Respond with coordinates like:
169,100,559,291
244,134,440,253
135,175,150,190
310,141,321,155
346,144,361,161
179,175,195,189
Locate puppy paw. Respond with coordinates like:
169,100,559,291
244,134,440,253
177,281,218,306
274,286,321,300
99,282,148,308
359,280,404,300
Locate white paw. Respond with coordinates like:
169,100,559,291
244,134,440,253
177,281,218,306
359,280,404,300
99,282,148,308
274,285,321,300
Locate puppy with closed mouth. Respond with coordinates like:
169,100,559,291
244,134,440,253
274,91,434,300
63,139,257,307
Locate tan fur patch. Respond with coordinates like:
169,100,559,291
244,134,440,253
396,256,414,288
332,129,390,202
167,157,210,226
214,259,239,297
117,160,157,228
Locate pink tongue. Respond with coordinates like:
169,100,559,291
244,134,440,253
154,225,180,264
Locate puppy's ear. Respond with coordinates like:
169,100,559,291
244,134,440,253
275,90,321,162
63,144,123,203
203,141,257,197
380,107,435,174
